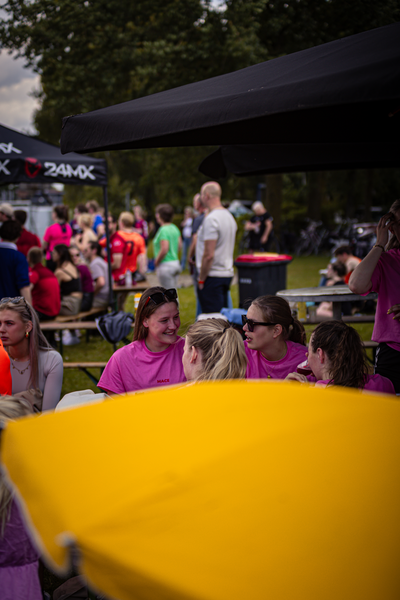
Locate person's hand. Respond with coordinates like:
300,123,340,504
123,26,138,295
285,372,308,383
376,213,393,247
244,221,255,231
198,280,204,290
387,304,400,321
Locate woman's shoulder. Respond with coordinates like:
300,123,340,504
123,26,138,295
78,263,91,275
173,337,185,353
110,340,143,361
39,348,63,367
384,248,400,261
86,228,97,240
44,223,57,236
364,373,395,394
287,340,308,355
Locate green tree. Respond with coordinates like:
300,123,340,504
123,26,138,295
1,0,399,222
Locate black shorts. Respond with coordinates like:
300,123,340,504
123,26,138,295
374,343,400,394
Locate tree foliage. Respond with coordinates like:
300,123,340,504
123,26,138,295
1,0,400,221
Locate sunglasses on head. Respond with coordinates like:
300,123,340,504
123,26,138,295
241,315,278,332
0,296,25,305
144,289,178,307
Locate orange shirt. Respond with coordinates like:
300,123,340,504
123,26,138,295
117,230,146,273
0,339,12,395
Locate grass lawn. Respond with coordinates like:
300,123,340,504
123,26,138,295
61,255,374,395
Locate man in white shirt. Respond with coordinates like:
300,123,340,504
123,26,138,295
84,241,110,308
196,181,237,313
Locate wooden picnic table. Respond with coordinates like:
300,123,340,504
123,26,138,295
276,285,378,321
112,282,149,310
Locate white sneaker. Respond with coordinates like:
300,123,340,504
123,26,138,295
62,330,80,346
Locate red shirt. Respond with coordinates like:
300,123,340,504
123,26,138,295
16,228,41,257
29,263,61,317
117,230,146,273
99,232,127,282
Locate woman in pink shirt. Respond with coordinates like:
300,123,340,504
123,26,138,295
42,205,73,271
98,287,186,394
349,199,400,393
243,295,307,380
287,321,395,394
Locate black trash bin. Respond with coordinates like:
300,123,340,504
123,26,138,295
234,254,293,308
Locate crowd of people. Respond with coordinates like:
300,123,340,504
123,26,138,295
0,200,149,344
0,195,399,598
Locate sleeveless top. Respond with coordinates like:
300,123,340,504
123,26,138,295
60,267,82,296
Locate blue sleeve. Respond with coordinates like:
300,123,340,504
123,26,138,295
16,252,30,289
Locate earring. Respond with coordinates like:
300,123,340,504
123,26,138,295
25,331,29,338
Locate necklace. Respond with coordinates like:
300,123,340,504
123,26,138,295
10,357,30,375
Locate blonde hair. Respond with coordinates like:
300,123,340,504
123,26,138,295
186,318,247,381
0,396,33,534
0,299,52,389
119,211,134,227
77,213,93,229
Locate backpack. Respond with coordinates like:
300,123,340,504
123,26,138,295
95,311,134,344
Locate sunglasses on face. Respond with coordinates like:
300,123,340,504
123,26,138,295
144,289,178,307
241,315,278,332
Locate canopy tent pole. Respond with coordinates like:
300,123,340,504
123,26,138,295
102,185,114,308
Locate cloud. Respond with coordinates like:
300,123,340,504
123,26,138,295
0,52,40,133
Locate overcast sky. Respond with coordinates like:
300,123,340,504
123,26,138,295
0,50,40,133
0,1,226,135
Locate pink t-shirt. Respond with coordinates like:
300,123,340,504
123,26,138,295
245,340,308,380
306,373,395,395
43,222,73,260
98,337,186,394
369,248,400,352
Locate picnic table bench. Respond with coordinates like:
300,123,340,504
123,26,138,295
63,361,107,386
40,307,108,356
52,306,106,323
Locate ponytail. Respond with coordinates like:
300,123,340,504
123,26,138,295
311,321,369,388
289,318,306,345
186,319,247,381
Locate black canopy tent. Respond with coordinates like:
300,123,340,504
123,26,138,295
0,123,113,305
60,23,400,157
198,142,400,178
0,123,107,186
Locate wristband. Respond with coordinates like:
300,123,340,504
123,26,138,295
198,280,205,285
374,244,385,252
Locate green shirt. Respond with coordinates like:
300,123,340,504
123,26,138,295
153,223,181,263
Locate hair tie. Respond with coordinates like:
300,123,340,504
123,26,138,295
221,326,229,336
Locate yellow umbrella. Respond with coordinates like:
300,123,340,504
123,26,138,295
2,381,400,600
